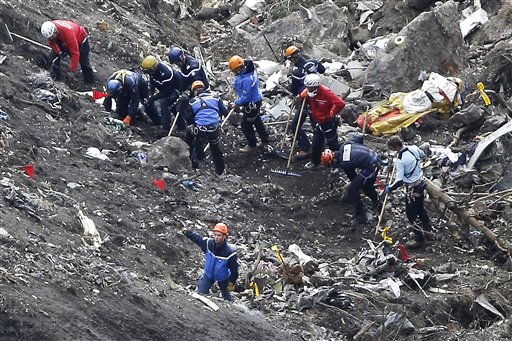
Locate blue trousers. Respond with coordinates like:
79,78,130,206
197,275,232,301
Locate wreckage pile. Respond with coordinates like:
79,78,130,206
1,0,512,340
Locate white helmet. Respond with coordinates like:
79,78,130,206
304,73,321,88
41,21,57,39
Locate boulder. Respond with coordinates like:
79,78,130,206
148,136,190,171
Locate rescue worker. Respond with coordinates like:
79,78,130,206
140,55,184,135
168,47,210,93
103,69,159,126
283,45,325,159
385,136,432,248
300,74,344,169
228,55,270,152
184,80,227,175
40,20,94,84
181,223,239,302
321,135,384,224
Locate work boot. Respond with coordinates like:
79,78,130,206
295,149,312,160
304,161,320,170
239,145,256,153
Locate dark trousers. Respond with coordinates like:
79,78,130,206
197,275,232,301
311,120,340,165
291,97,311,152
51,39,94,84
185,124,225,175
240,101,269,147
347,172,378,219
145,96,184,132
405,182,431,241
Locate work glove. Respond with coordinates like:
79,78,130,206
122,115,132,126
228,282,236,292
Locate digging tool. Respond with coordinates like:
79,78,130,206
374,162,396,236
268,100,296,160
262,32,280,63
271,97,306,177
203,108,235,152
168,111,181,137
4,24,52,51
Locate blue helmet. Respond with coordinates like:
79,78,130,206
168,47,184,64
107,79,122,96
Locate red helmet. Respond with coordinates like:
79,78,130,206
321,149,334,166
213,223,228,235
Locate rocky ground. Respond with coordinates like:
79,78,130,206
1,0,512,340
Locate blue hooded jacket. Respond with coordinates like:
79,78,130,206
190,92,228,126
233,60,262,107
185,230,239,282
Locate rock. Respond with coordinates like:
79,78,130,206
480,114,507,134
148,136,190,171
449,103,484,129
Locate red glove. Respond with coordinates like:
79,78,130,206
122,115,132,125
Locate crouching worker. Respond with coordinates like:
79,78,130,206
183,80,227,175
321,134,385,225
181,223,239,302
103,70,156,126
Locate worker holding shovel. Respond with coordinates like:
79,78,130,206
321,134,386,225
40,20,94,84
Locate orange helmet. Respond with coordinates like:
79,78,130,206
213,222,228,235
321,149,334,166
283,45,299,59
228,55,244,72
191,80,205,91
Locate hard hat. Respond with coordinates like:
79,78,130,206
41,21,57,39
140,56,158,71
168,47,184,64
213,222,228,235
191,80,205,91
304,73,321,88
106,79,123,96
228,55,244,72
321,149,334,166
283,45,299,58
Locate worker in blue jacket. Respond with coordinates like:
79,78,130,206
103,69,159,126
321,134,384,224
140,55,185,134
228,55,270,153
182,223,239,302
168,47,210,93
183,80,227,175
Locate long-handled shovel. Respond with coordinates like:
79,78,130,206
268,100,296,160
4,24,52,50
203,108,235,152
374,162,396,236
271,97,306,177
168,111,182,137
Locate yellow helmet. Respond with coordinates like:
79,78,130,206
228,55,244,72
283,45,299,59
191,80,205,91
140,56,158,71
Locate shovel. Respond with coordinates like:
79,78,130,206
4,23,52,51
271,97,306,177
374,162,396,236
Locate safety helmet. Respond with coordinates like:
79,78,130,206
106,79,123,96
304,73,321,88
213,222,228,235
283,45,299,59
41,21,57,39
168,47,184,64
140,56,158,71
321,149,334,166
228,55,244,72
191,80,205,91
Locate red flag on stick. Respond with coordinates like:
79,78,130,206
152,178,166,192
23,164,35,179
92,89,109,100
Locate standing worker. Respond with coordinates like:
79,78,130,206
283,45,325,159
168,47,210,93
140,55,184,135
228,55,270,153
321,134,385,224
181,223,239,302
40,20,94,84
103,69,160,126
300,74,344,169
385,136,432,248
183,80,227,175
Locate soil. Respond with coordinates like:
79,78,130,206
1,1,512,341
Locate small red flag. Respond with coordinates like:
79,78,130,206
152,178,166,192
23,164,35,179
397,244,411,262
92,89,109,100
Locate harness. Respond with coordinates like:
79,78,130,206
399,148,419,178
113,70,128,84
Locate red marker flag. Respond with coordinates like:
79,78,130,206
23,164,35,179
92,89,109,100
152,178,166,192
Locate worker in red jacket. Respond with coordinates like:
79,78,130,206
299,74,344,169
40,20,94,84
